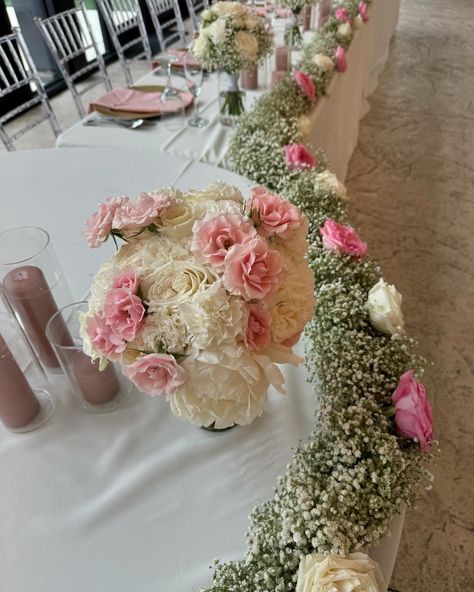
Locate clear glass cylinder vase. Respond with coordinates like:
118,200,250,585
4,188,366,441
285,10,303,49
218,71,246,127
0,227,73,374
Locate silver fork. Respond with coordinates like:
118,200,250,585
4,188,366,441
83,117,149,129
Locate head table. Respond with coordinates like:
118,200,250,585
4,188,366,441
0,148,402,592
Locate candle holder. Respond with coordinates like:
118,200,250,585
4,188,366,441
46,301,132,414
0,294,55,433
0,227,73,374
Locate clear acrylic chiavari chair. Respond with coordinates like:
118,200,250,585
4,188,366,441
35,3,112,119
184,0,209,33
96,0,152,86
144,0,188,51
0,28,61,151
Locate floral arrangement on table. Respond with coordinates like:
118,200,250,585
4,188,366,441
279,0,314,47
82,182,314,429
192,1,273,123
194,0,436,590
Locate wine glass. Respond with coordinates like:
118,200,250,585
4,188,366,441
160,52,181,100
183,53,208,129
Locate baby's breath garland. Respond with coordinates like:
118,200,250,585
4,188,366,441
203,1,436,591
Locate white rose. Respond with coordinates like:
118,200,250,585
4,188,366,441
353,14,363,29
155,200,197,238
169,347,285,428
235,31,259,61
208,18,227,45
296,552,385,592
366,278,404,335
212,1,245,18
186,181,244,204
313,53,335,72
193,31,211,58
315,170,348,201
338,22,352,38
269,261,315,345
245,15,260,30
142,259,218,308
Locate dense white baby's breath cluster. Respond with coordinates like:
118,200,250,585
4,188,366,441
203,1,436,590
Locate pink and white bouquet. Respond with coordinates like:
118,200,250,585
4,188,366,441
82,182,315,429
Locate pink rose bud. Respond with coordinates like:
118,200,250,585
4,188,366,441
223,237,284,301
124,353,185,396
112,268,139,293
248,186,302,239
191,213,256,270
392,369,433,453
284,144,317,171
84,196,129,248
86,314,126,360
112,192,171,231
294,70,316,101
244,305,272,351
320,218,367,258
358,1,369,22
335,45,347,72
103,288,145,341
335,7,351,23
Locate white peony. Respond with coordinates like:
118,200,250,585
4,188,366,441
187,181,244,204
338,22,352,38
296,552,385,592
313,53,335,72
314,170,348,201
366,278,404,335
235,31,259,61
208,18,227,45
169,347,285,428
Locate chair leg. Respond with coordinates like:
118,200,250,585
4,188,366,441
0,125,15,151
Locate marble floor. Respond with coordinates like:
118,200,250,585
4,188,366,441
345,0,474,590
1,0,473,590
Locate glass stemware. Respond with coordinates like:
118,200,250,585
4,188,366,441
160,52,181,100
183,53,208,129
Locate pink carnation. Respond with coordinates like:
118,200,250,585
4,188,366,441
112,268,139,293
294,70,316,101
86,314,126,360
320,219,367,258
335,7,351,23
248,186,302,239
124,353,185,396
113,192,171,231
191,213,256,270
392,369,433,453
223,237,284,301
245,305,272,351
335,45,347,72
358,1,369,22
284,144,317,171
103,288,145,341
84,196,129,248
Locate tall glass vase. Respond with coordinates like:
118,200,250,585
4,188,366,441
218,71,246,127
285,9,303,49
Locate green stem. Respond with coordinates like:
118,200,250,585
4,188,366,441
220,91,245,116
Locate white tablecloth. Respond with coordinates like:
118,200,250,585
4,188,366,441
56,0,399,179
0,148,403,592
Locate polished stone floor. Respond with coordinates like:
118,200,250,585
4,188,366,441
345,0,474,590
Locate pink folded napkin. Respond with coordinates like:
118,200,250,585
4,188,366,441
89,88,193,115
255,6,290,17
151,50,201,70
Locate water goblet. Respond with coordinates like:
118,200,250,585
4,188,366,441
183,53,208,129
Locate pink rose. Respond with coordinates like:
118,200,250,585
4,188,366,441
358,1,369,22
335,7,351,23
191,213,256,270
86,314,126,360
84,196,129,248
112,268,139,293
284,144,317,171
392,369,433,453
103,288,145,341
320,219,367,258
244,305,272,351
248,186,302,239
113,192,171,231
124,353,185,396
294,70,316,101
335,45,347,72
223,237,284,301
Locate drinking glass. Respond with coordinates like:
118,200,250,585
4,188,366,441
183,53,208,128
161,52,181,99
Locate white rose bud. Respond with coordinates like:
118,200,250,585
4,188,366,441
313,53,335,72
338,22,352,38
315,170,348,201
367,278,404,335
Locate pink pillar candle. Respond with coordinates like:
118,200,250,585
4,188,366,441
0,334,40,428
275,47,289,72
240,68,258,90
271,70,287,88
3,265,73,369
72,352,121,405
302,5,312,31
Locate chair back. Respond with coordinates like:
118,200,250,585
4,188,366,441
96,0,152,86
35,2,111,118
184,0,209,32
0,28,60,151
144,0,187,50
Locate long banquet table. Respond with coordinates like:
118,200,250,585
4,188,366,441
56,0,400,181
0,148,404,591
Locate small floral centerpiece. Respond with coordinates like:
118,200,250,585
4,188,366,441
193,1,273,125
280,0,314,47
82,182,315,430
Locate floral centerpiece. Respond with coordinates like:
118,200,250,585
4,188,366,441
82,182,315,429
280,0,314,47
193,1,273,125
